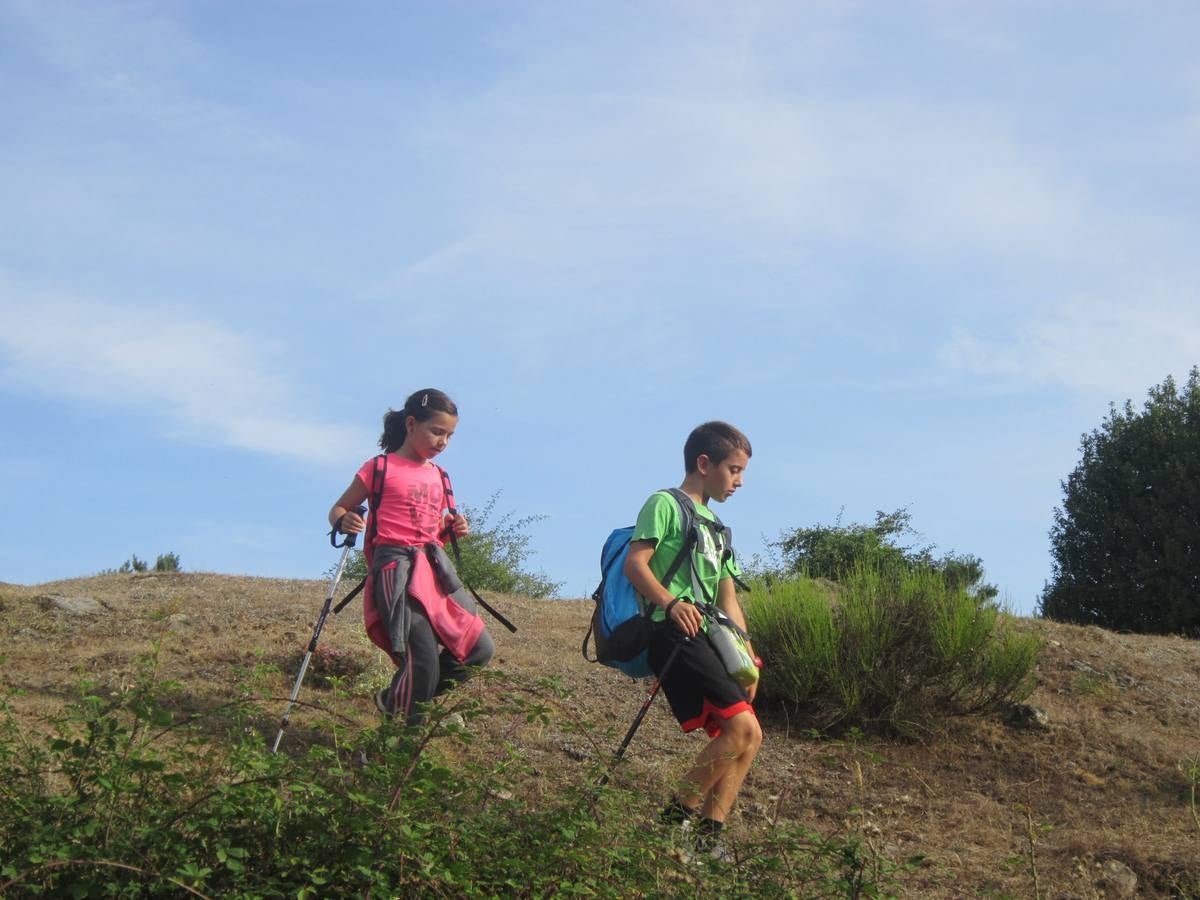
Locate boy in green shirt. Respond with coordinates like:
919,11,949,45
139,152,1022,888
624,421,761,862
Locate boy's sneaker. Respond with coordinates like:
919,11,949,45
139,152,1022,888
658,797,698,829
696,832,735,864
693,819,735,865
658,799,699,863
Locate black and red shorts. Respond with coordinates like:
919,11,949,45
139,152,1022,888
648,622,754,738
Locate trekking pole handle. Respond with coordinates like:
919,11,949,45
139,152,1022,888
330,505,367,549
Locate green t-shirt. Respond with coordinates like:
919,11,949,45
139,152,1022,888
632,490,742,625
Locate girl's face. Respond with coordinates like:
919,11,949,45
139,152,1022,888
403,411,458,461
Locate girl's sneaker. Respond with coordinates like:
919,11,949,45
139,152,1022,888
374,688,394,717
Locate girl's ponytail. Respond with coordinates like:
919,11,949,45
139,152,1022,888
378,388,459,452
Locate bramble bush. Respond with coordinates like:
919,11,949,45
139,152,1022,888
744,565,1040,736
0,652,916,898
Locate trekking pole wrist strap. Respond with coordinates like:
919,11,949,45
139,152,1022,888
329,516,348,548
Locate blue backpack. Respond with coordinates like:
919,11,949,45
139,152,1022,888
582,488,730,679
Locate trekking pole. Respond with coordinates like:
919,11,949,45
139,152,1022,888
596,636,687,788
271,506,366,753
435,466,517,633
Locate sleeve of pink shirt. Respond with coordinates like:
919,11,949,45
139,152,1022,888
355,457,378,491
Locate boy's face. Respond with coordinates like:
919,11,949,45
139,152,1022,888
698,449,749,503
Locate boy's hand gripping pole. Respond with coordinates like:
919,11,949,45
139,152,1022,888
435,467,518,634
271,506,365,753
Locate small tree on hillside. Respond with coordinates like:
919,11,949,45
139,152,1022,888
1040,366,1200,635
118,555,148,573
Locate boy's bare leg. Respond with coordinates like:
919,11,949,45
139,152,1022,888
676,711,763,822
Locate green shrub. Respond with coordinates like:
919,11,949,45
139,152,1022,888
335,491,562,598
745,566,1040,736
153,552,181,572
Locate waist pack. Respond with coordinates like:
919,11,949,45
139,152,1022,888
582,488,734,679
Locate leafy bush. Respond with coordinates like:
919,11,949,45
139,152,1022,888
154,552,181,572
744,566,1040,736
0,658,915,897
768,508,998,603
336,491,561,598
1040,366,1200,636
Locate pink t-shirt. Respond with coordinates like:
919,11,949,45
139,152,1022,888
356,454,445,547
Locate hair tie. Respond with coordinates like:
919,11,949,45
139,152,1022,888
421,393,429,407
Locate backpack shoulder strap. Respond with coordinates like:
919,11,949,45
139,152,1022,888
331,455,386,614
660,488,700,588
664,487,752,600
366,453,388,551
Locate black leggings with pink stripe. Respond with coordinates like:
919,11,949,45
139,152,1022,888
381,596,495,726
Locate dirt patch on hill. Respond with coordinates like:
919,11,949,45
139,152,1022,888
2,573,1198,897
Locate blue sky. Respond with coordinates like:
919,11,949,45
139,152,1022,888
2,1,1198,615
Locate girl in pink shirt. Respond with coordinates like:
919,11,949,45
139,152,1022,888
328,389,494,725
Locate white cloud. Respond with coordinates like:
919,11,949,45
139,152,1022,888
0,284,366,464
940,292,1200,402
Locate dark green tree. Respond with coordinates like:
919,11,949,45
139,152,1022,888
1040,366,1200,635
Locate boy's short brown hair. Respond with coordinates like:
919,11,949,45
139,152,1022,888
684,421,752,473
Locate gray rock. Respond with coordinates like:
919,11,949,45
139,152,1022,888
1003,703,1050,730
38,594,103,616
1070,659,1104,677
1097,858,1137,897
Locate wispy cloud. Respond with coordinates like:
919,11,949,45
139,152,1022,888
373,13,1133,285
0,282,366,464
2,0,298,159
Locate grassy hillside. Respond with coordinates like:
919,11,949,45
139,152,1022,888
2,572,1198,896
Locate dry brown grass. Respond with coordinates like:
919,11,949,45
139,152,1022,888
2,572,1198,897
